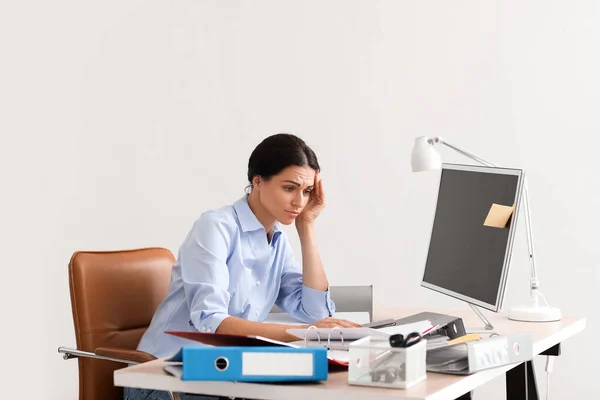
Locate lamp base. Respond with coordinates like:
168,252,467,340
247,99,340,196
508,305,562,322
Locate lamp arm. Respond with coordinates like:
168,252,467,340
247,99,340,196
429,136,497,167
430,136,540,303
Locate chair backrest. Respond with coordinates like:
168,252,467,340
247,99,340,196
270,285,374,321
69,248,174,400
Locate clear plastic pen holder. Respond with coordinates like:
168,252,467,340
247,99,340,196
348,336,427,389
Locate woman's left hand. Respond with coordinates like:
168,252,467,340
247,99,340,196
296,172,326,227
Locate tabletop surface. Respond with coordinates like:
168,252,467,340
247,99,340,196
114,308,586,400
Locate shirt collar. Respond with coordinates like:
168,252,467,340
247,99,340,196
233,195,282,235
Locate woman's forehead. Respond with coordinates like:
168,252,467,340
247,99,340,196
276,165,316,186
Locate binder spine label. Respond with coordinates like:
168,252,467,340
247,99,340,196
242,352,314,376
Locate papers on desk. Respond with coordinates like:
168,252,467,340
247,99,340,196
425,334,450,350
286,320,435,343
286,321,435,350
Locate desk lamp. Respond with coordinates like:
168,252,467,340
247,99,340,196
411,136,561,322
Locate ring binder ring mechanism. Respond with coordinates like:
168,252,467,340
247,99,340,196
304,325,321,348
327,327,345,349
303,325,347,350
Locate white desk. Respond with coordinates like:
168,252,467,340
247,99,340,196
114,308,586,400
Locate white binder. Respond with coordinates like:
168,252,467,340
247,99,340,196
426,332,533,374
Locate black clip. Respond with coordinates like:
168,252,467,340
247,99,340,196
389,332,422,348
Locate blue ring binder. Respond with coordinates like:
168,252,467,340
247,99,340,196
167,346,329,382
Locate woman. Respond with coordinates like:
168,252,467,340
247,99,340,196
125,134,359,400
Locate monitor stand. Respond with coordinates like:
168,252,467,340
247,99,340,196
465,303,498,335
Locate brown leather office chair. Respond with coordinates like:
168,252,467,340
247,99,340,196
58,248,175,400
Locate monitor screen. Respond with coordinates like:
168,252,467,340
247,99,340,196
421,163,524,311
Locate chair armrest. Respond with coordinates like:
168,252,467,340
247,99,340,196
95,347,156,364
58,346,179,399
58,346,155,365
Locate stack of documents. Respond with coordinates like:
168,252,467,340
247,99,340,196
424,334,450,351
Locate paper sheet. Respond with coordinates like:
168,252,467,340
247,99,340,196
375,320,436,337
286,320,434,341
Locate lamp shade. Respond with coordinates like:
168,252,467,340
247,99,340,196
411,136,442,172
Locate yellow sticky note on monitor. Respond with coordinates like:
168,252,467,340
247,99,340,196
484,203,515,228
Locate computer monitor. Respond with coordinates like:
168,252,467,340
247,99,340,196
421,163,524,314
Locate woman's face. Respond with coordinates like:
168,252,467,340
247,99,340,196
256,165,316,225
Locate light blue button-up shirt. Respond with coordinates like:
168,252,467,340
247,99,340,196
137,195,335,358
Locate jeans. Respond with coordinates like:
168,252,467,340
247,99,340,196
123,387,217,400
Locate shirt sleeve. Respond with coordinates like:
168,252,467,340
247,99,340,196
179,211,234,333
275,241,335,323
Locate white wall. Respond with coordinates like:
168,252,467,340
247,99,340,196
1,1,598,398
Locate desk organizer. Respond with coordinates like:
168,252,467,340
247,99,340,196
348,336,427,389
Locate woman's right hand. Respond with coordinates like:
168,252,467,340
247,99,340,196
309,317,362,328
